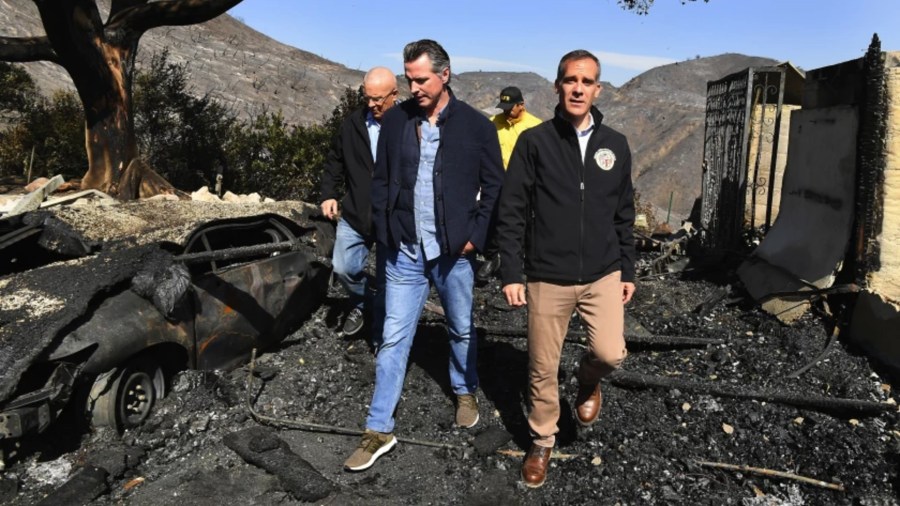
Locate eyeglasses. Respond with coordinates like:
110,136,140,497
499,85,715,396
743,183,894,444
365,90,397,105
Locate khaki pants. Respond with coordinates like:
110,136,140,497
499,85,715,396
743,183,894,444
526,271,627,447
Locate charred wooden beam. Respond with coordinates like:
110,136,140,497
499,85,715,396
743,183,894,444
608,370,896,416
477,325,725,348
758,283,860,303
852,33,888,285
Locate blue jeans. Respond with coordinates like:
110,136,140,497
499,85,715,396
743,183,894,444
332,218,385,342
365,246,478,433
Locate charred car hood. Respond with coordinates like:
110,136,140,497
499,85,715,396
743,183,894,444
0,200,328,405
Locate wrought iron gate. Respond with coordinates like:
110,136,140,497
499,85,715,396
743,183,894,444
701,67,786,250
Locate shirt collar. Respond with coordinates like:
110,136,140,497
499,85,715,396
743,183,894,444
503,111,525,126
417,89,454,124
573,112,595,137
365,109,379,128
554,106,602,137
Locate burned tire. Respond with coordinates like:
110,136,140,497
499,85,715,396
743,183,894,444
88,356,166,432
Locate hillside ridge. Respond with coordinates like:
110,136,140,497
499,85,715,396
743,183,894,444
2,0,780,217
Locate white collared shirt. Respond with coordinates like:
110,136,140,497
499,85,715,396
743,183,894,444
574,113,595,163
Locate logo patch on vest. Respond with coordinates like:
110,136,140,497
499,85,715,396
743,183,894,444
594,148,616,171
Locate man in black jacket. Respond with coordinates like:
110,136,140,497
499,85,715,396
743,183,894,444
343,39,504,472
320,67,398,337
496,50,636,488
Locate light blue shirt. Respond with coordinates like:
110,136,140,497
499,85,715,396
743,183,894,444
402,118,442,261
366,110,380,161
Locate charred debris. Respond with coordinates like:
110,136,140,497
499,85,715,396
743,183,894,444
0,174,896,504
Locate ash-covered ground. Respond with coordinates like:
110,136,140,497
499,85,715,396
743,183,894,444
2,254,899,505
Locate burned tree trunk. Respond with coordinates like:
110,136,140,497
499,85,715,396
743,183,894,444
0,0,243,199
33,1,140,194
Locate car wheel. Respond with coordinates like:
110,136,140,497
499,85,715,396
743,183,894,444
88,355,166,431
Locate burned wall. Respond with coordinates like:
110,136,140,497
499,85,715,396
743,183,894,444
868,52,900,300
851,51,900,369
732,41,899,371
739,50,872,323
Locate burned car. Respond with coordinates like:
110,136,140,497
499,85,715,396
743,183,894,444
0,201,332,456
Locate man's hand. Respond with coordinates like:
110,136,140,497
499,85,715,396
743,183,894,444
503,283,527,307
460,241,476,255
321,199,339,221
622,282,636,305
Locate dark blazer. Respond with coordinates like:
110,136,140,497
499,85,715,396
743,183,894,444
372,92,504,256
319,107,376,237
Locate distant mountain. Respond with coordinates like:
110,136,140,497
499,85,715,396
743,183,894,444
3,0,779,219
452,71,559,120
598,54,779,218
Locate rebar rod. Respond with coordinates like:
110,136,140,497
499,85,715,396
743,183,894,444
786,325,840,379
175,240,297,264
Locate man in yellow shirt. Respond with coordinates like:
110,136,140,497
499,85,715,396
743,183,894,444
478,86,542,281
492,86,543,169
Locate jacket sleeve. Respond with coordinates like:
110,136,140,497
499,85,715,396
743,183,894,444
319,120,346,203
371,119,389,246
470,122,505,251
614,141,637,282
496,131,534,286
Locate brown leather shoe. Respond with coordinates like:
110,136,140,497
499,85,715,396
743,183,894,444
575,383,602,426
521,444,552,488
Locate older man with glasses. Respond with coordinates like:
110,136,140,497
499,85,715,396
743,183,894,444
320,67,398,342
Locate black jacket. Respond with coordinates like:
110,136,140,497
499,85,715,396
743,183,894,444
496,106,636,284
319,107,376,237
372,92,504,255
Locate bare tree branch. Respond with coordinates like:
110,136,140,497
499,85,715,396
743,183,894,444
107,0,243,33
0,36,58,63
35,0,105,66
110,0,150,18
619,0,709,15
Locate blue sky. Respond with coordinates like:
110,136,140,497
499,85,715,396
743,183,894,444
229,0,900,87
